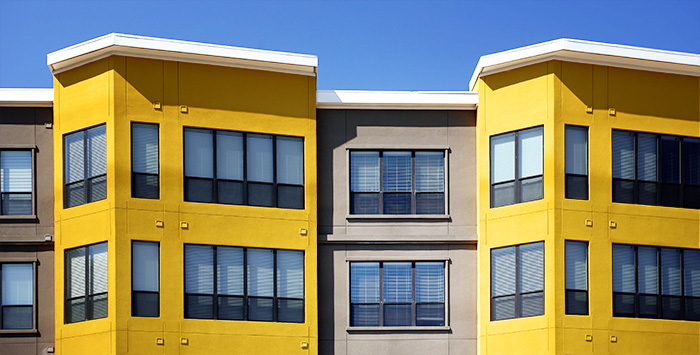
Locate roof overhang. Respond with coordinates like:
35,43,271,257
317,90,477,110
470,38,700,90
0,88,54,107
47,33,318,77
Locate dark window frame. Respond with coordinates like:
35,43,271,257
565,125,589,200
490,126,544,208
0,262,36,330
348,150,447,215
565,240,589,315
183,128,305,209
0,148,35,217
348,261,446,327
490,241,545,321
63,124,107,208
65,242,108,324
131,122,160,199
131,241,160,317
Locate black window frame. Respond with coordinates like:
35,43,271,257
490,241,545,321
65,242,108,324
131,122,160,200
565,240,589,315
0,148,35,217
63,124,107,209
131,241,160,318
183,244,305,323
490,126,544,208
0,262,36,330
183,128,305,209
348,150,447,215
348,261,446,327
565,125,589,200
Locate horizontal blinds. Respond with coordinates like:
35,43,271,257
637,246,658,294
382,152,411,192
89,242,108,295
565,126,587,175
2,263,33,305
415,262,444,303
350,152,379,192
520,242,544,293
276,136,304,185
613,244,635,293
67,247,85,298
684,249,700,297
565,241,587,291
65,131,85,183
491,133,515,183
519,127,543,179
184,128,214,178
415,151,444,192
132,241,159,292
382,262,412,303
247,134,273,183
132,123,159,175
491,246,516,296
661,248,682,296
637,133,657,182
217,246,244,296
350,262,379,303
216,131,244,181
1,151,32,192
185,245,214,294
276,250,304,299
87,125,107,178
247,248,274,297
612,131,635,179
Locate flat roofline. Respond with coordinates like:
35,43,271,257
47,33,318,77
317,90,477,110
0,88,53,107
469,38,700,90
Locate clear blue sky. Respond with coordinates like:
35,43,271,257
1,0,699,90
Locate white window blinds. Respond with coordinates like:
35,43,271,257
87,125,107,178
491,133,515,183
184,129,214,178
216,131,244,181
217,246,244,296
276,136,304,185
1,151,31,192
276,250,304,299
2,264,33,305
350,152,380,192
185,245,214,294
565,126,587,175
132,241,159,293
132,123,159,175
518,127,543,179
247,134,273,183
247,248,274,297
415,152,444,192
565,241,587,291
415,262,444,303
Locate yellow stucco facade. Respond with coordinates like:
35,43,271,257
477,60,700,354
53,55,318,354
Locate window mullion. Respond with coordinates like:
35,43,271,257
411,262,416,326
379,262,384,326
84,246,90,321
411,152,416,214
379,153,384,214
83,130,89,206
514,132,520,204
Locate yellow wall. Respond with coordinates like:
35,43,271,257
477,61,700,354
54,56,317,354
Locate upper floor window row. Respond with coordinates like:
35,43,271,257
184,128,304,209
490,126,543,208
0,150,33,216
613,130,700,209
350,151,445,215
64,125,106,208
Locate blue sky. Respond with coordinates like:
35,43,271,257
1,0,699,90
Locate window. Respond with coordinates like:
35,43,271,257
184,245,304,323
612,130,700,209
491,242,544,321
65,242,108,323
349,261,445,327
184,128,304,209
490,126,543,207
1,263,34,329
131,123,159,199
0,150,33,216
613,244,700,321
565,126,588,200
64,125,107,208
565,241,588,315
132,241,159,317
349,151,445,215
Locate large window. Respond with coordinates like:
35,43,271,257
64,125,107,208
612,130,700,209
490,126,543,207
349,151,445,215
565,240,588,315
132,241,159,317
65,242,108,323
131,123,159,199
613,244,700,321
0,150,33,216
184,128,304,209
1,263,34,329
565,126,588,200
491,242,544,321
184,245,304,323
349,261,445,327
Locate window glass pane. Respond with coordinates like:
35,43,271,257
520,242,544,293
382,262,412,303
184,128,213,178
67,248,85,299
185,245,214,294
491,246,516,297
350,152,380,192
519,127,543,178
613,245,635,293
216,131,243,181
278,298,304,323
350,262,380,303
661,248,682,296
415,262,444,303
217,247,244,296
491,133,515,183
247,134,273,183
247,248,274,297
683,138,700,186
521,292,544,317
382,152,411,192
636,133,657,182
684,250,700,297
1,151,32,192
637,246,658,294
87,125,107,178
612,131,635,179
383,304,411,326
565,241,587,291
2,264,33,305
351,304,379,326
660,136,681,183
416,303,445,326
2,305,32,329
132,123,159,175
89,243,108,295
65,131,85,183
277,136,304,185
132,241,159,292
383,193,411,214
415,151,444,192
565,126,587,175
277,250,304,299
416,192,445,215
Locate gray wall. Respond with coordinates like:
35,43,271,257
0,107,55,355
317,109,477,355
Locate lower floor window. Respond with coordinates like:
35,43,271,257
491,242,544,321
184,245,304,323
65,242,108,323
349,261,445,327
1,263,34,329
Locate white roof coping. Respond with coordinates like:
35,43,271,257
47,33,318,77
470,38,700,90
317,90,477,110
0,88,53,107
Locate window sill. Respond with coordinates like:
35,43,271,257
347,326,450,332
346,214,450,221
0,328,38,335
0,215,37,221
